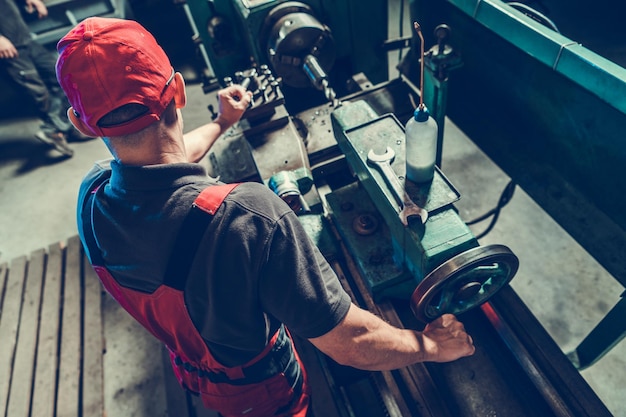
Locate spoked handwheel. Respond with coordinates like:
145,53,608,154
410,244,519,323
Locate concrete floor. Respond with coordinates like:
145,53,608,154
0,80,624,416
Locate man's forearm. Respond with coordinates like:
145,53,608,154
309,304,427,371
309,303,474,371
183,120,226,163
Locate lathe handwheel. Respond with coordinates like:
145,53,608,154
410,244,519,323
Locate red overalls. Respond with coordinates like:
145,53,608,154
83,182,311,417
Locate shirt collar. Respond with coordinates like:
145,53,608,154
109,160,216,191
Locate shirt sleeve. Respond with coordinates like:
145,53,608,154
258,209,352,339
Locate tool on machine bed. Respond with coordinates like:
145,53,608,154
366,147,428,225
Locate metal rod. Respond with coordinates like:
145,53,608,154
413,22,425,110
180,3,216,80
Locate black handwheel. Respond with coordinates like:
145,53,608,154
410,244,519,323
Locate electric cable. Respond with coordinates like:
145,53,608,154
466,179,517,239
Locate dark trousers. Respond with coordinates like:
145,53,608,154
2,41,71,132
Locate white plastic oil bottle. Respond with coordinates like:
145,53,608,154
405,103,438,183
405,21,438,184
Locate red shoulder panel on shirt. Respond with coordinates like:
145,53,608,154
193,183,241,215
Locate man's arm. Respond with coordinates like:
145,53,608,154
309,303,475,371
258,206,474,370
184,85,252,163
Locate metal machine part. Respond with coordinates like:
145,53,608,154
261,2,336,92
177,0,219,91
419,24,463,167
366,147,428,225
410,244,519,322
423,24,463,82
268,168,315,213
331,106,476,296
303,54,339,107
184,0,390,97
504,2,560,32
226,65,289,138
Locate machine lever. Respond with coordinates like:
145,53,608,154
367,147,428,226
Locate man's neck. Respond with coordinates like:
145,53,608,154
116,148,189,166
109,127,189,166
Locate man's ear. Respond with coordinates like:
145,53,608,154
67,107,98,137
173,72,187,109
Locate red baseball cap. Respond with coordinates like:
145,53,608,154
56,17,177,137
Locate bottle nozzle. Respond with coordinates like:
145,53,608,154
414,104,430,122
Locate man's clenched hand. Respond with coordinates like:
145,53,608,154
420,314,475,362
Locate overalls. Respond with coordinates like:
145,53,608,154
82,180,311,417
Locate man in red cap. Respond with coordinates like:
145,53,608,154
57,17,474,417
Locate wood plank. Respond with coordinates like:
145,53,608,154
6,248,46,417
31,242,64,417
82,247,105,417
57,236,82,417
0,255,27,415
161,345,191,417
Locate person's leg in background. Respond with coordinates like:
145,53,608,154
5,41,74,157
29,40,94,143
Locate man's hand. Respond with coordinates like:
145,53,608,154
25,0,48,18
182,83,253,163
420,314,475,362
213,85,253,132
0,36,18,59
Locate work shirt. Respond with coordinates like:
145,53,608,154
0,0,33,47
77,160,351,366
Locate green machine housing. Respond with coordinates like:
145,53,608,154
327,100,518,322
183,0,389,96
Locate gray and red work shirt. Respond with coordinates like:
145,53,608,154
77,159,351,367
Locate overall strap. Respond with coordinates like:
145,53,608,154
83,181,240,291
162,183,240,290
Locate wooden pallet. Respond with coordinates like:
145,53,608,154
0,235,104,417
0,234,343,417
